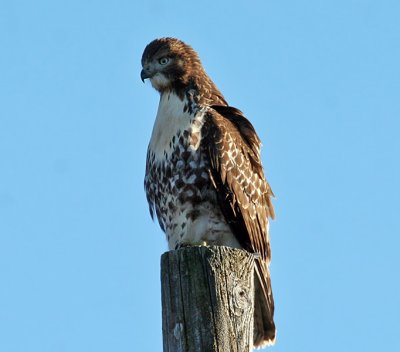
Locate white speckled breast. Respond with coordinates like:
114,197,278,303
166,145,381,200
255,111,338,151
144,92,239,250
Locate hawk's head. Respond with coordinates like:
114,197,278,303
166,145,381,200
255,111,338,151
140,37,205,93
141,38,227,105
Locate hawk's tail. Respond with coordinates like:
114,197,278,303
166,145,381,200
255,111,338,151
253,259,276,348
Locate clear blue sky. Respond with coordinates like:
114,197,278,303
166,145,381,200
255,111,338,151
1,1,399,351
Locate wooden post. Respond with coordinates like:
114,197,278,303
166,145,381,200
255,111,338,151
161,246,255,352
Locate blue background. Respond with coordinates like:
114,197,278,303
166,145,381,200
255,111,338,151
1,1,399,351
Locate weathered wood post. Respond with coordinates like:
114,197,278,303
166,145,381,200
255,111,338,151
161,246,255,352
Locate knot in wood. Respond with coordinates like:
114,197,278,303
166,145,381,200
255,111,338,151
231,275,252,316
173,322,183,340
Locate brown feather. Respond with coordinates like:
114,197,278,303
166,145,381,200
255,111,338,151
203,109,274,257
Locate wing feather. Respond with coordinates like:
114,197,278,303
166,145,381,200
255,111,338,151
202,106,274,260
202,106,276,346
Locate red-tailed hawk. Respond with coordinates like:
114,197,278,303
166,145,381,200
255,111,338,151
141,37,276,348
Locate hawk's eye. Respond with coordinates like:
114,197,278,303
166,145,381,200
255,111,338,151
158,57,169,65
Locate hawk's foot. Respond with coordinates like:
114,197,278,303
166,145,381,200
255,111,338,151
175,241,209,250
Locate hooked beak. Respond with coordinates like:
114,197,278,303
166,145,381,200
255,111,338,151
140,68,152,82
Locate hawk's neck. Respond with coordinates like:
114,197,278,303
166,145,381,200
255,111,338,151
169,75,228,107
148,91,205,162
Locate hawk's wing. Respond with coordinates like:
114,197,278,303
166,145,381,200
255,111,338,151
203,105,274,259
202,105,276,345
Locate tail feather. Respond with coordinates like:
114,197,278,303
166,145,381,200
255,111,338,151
253,259,276,348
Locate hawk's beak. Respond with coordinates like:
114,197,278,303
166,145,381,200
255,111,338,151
140,68,151,83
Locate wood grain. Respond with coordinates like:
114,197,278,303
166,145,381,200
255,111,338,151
161,246,255,352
